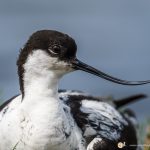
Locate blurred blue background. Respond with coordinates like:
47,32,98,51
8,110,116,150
0,0,150,120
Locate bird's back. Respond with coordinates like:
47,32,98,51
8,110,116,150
59,90,138,150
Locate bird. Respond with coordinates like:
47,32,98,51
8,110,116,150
0,30,149,150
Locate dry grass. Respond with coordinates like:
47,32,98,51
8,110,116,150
144,123,150,150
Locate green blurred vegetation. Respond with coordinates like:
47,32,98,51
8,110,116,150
144,119,150,150
138,119,150,150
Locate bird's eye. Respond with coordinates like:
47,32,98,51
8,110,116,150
49,45,61,55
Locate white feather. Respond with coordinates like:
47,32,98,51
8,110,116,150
0,50,83,150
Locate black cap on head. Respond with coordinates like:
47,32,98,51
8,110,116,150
18,30,77,65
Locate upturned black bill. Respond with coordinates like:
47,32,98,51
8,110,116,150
72,59,150,85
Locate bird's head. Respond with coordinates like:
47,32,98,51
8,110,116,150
17,30,150,96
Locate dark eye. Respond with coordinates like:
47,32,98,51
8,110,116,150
49,45,61,55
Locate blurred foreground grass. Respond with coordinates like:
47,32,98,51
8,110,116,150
144,119,150,150
139,119,150,150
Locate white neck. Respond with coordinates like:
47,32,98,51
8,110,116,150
22,50,65,102
24,70,59,99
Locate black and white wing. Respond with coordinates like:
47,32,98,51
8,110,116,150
59,90,146,150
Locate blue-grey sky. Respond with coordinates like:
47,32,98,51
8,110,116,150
0,0,150,120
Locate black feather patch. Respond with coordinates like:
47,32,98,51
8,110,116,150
0,95,19,112
114,94,147,108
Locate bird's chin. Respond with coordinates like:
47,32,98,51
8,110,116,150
52,66,74,77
